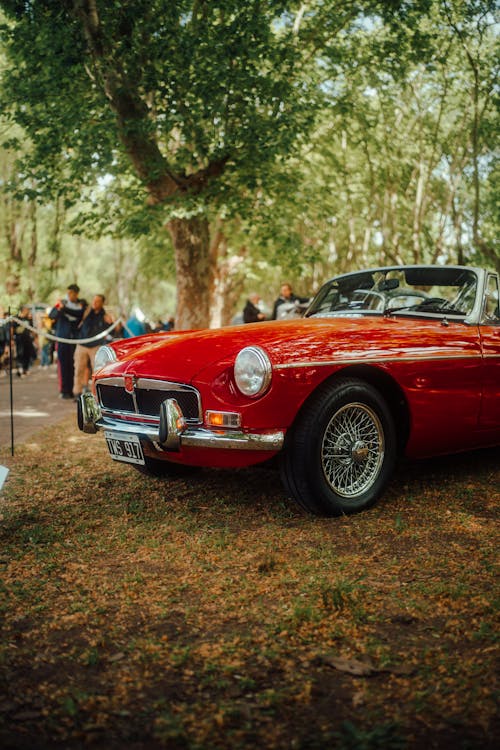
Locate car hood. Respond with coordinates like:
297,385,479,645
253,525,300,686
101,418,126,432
99,316,413,383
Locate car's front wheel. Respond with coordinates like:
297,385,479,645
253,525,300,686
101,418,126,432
281,378,397,516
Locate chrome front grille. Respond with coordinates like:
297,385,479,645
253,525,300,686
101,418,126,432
96,377,202,423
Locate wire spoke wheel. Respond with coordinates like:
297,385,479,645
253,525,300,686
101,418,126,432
281,378,397,516
322,402,384,498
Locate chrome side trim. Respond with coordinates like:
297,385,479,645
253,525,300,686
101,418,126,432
274,352,481,370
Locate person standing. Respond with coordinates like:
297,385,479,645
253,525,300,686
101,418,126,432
39,312,54,367
49,284,85,399
14,306,36,377
243,293,267,323
73,294,113,399
271,283,308,320
0,309,8,377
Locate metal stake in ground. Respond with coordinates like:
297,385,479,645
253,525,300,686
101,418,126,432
8,307,14,456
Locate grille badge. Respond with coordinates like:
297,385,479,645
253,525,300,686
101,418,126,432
124,375,135,394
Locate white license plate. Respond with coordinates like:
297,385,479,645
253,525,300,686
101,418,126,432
104,431,145,465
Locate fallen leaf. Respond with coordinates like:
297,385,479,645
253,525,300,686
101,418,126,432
319,655,377,676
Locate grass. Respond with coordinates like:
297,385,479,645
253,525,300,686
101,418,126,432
0,416,498,749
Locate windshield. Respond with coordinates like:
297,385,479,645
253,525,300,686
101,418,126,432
306,267,478,320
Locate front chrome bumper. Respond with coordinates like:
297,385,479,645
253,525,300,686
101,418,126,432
77,392,284,452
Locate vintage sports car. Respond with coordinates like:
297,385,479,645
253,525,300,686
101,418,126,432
78,265,500,516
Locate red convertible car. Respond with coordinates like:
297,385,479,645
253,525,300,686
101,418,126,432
78,265,500,516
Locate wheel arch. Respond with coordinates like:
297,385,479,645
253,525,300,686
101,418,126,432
295,365,410,456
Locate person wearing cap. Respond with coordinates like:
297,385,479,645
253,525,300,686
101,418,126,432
48,284,85,399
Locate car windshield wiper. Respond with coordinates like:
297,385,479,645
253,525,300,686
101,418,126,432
384,305,415,315
385,299,466,317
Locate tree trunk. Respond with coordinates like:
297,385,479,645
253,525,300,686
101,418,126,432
412,161,425,264
208,226,248,327
168,215,213,330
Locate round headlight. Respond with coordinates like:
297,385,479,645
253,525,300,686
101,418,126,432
234,346,272,398
93,345,117,372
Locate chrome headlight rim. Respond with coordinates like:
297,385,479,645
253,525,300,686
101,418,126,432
93,344,117,372
234,345,272,398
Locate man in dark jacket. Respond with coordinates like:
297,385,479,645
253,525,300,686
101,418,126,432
49,284,85,399
271,283,309,320
243,293,266,323
73,294,113,399
0,312,8,376
14,306,36,376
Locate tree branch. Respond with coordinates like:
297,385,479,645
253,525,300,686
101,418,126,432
70,0,228,204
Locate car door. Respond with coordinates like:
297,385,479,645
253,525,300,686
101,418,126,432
479,273,500,429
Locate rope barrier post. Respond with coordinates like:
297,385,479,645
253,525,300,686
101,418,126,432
8,307,14,456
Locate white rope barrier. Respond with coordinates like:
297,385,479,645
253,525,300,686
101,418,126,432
2,315,129,345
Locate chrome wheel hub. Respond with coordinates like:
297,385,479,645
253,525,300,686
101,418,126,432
351,439,370,463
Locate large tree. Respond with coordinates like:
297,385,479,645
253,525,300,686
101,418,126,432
0,1,315,327
1,0,438,328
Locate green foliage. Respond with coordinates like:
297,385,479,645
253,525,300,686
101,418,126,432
0,1,319,208
0,1,498,321
249,0,499,278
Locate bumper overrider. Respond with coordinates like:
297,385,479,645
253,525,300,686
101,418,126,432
77,392,285,452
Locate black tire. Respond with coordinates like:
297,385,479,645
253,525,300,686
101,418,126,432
133,454,197,478
281,378,397,517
